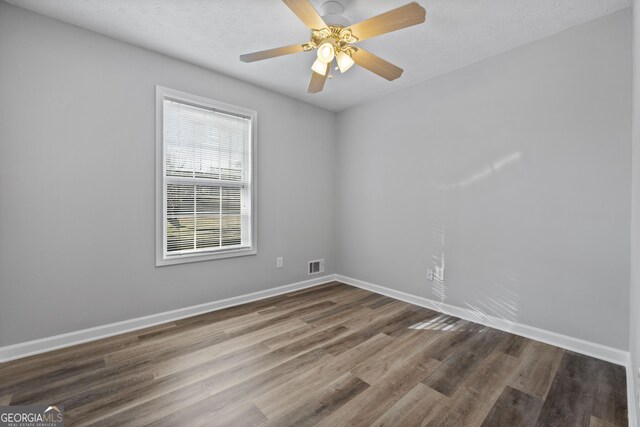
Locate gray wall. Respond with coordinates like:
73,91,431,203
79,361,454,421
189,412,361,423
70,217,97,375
0,2,633,354
0,3,337,346
336,10,632,350
631,0,640,413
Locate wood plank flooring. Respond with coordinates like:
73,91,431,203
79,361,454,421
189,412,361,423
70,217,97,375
0,282,628,426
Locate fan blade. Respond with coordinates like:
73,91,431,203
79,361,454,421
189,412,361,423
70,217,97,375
345,2,426,42
351,48,403,81
282,0,327,30
308,64,330,93
240,43,306,63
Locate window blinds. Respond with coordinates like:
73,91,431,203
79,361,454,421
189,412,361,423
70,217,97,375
163,98,252,256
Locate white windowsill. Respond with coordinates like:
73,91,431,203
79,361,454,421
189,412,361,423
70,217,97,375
156,247,257,266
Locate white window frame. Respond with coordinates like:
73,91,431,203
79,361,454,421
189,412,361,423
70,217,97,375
155,86,257,266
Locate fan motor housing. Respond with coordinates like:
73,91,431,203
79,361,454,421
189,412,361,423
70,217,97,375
320,0,350,27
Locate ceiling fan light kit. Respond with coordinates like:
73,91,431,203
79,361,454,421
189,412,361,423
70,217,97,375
336,50,354,73
239,0,426,94
311,57,329,75
317,41,335,63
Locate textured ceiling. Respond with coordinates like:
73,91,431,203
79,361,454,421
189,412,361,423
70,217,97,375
5,0,631,111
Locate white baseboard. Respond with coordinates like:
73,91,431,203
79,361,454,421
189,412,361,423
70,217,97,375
336,274,629,367
1,273,628,366
338,275,639,426
626,353,638,427
1,273,636,425
0,274,336,363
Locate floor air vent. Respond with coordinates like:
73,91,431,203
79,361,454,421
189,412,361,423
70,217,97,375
308,259,324,275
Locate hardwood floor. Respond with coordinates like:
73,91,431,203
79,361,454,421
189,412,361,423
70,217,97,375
0,282,628,426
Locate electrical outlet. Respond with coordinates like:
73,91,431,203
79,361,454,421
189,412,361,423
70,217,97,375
276,257,283,269
426,269,434,281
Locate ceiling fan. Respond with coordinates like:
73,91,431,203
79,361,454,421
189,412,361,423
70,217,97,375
240,0,426,94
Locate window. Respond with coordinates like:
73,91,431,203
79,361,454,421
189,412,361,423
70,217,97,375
156,86,256,266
